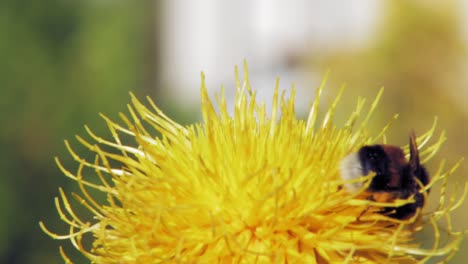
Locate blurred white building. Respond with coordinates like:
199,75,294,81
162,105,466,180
160,0,382,113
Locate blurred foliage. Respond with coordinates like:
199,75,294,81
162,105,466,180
0,0,155,262
313,1,466,159
311,1,468,263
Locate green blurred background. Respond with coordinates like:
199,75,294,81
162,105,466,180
1,1,467,263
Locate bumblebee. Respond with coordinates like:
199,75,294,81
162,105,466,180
340,133,429,219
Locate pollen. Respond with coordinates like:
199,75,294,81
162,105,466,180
41,63,466,263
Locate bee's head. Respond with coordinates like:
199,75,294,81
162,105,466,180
358,145,389,178
358,145,400,191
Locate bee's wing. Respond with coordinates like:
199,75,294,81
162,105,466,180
409,131,420,169
409,131,430,186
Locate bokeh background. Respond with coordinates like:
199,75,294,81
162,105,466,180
1,1,468,263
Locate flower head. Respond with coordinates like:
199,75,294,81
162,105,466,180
41,64,466,263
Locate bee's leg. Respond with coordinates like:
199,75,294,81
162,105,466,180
356,207,371,221
356,195,374,221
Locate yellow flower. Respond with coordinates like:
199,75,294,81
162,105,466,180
41,64,466,263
